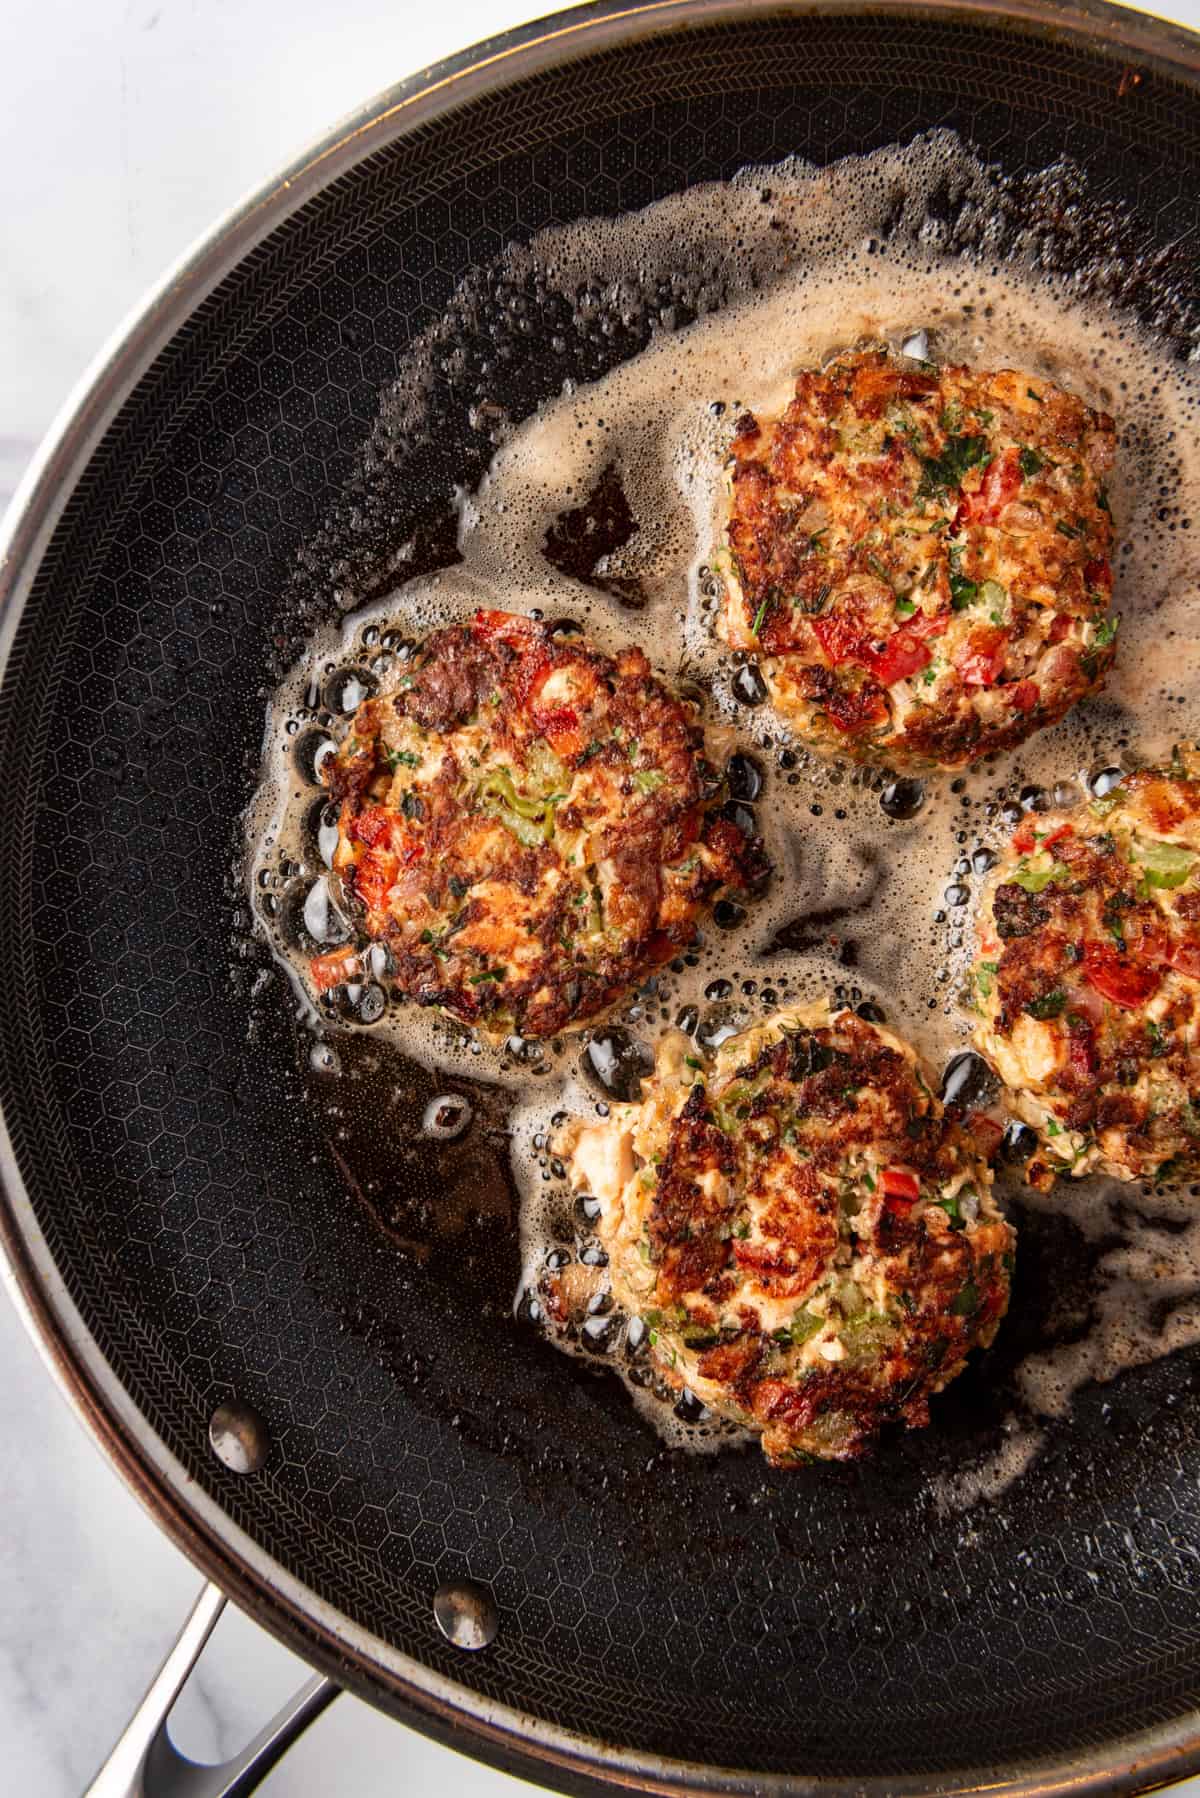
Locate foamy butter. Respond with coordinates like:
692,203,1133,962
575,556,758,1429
247,132,1200,1487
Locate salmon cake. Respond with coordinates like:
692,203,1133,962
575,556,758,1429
720,348,1117,770
561,1005,1013,1464
311,609,766,1038
969,746,1200,1189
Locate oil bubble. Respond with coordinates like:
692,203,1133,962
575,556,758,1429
939,1050,997,1112
293,728,337,786
880,778,925,821
422,1094,474,1141
725,752,764,802
1089,765,1125,797
721,799,758,839
696,1003,744,1054
300,877,352,948
1001,1119,1039,1163
322,666,377,714
730,664,769,707
582,1029,653,1102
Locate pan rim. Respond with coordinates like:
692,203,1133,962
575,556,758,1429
3,2,1200,1792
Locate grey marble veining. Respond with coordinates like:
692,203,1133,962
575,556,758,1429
4,0,1200,1792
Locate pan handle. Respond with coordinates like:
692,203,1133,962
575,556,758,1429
82,1581,340,1798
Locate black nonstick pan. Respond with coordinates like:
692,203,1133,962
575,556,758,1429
6,3,1200,1793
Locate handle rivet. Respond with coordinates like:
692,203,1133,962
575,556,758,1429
433,1580,498,1650
208,1398,271,1474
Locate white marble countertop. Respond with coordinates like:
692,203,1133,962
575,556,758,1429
4,2,1200,1793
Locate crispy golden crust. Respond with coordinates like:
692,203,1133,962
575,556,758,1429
565,1007,1012,1464
313,610,766,1037
721,350,1117,770
970,747,1200,1186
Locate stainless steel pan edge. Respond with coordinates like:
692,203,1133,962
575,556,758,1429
3,3,1200,1792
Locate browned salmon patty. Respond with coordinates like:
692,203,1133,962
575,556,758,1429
970,746,1200,1188
721,349,1117,770
311,609,766,1038
562,1005,1013,1464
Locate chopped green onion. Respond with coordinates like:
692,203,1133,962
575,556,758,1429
1010,856,1070,894
1089,790,1124,818
789,1309,825,1346
1134,836,1196,892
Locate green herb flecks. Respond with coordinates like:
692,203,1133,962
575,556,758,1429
1025,988,1068,1020
918,433,990,499
975,960,999,999
948,544,977,611
950,1282,979,1317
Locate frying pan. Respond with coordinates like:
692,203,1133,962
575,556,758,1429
5,1,1200,1793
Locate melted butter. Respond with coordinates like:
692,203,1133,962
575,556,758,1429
246,132,1200,1483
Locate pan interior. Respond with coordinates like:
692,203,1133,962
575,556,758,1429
5,8,1200,1786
